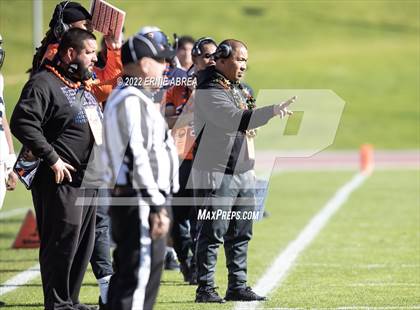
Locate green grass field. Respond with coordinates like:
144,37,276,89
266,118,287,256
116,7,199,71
1,170,419,308
0,0,419,309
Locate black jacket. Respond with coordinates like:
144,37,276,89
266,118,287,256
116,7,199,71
193,66,275,174
11,68,99,170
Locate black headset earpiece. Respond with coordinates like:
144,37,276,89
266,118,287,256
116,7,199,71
53,1,70,40
214,43,232,60
192,37,216,57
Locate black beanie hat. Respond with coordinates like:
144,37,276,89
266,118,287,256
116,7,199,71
49,2,91,28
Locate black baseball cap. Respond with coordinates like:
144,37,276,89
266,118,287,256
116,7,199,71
121,33,176,65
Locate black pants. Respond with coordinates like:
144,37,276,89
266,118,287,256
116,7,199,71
171,159,197,263
31,166,97,310
90,198,113,280
108,196,166,310
193,169,255,291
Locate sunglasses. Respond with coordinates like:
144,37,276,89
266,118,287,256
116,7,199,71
202,53,214,59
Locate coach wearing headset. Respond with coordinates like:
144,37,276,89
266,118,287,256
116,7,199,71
11,28,101,310
193,39,296,303
30,1,122,103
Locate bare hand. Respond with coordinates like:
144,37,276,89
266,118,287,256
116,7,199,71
149,208,170,240
246,129,257,138
274,96,297,119
104,34,122,50
22,149,36,161
50,158,76,184
6,171,18,191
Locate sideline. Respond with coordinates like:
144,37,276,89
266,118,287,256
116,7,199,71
0,207,29,220
234,172,369,310
0,264,40,296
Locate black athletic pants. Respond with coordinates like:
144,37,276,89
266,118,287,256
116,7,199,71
171,159,197,264
108,193,166,310
90,197,113,280
193,169,255,291
31,165,97,310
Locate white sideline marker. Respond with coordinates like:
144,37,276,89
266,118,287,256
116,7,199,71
234,172,369,310
0,264,40,296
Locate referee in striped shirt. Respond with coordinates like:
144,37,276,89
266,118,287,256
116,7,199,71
102,32,179,310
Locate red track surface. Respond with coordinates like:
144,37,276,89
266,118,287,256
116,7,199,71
254,150,420,171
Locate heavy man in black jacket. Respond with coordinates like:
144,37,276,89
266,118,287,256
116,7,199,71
193,39,296,303
11,28,101,310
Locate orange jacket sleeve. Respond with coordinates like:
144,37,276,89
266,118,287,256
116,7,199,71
92,48,122,103
93,48,122,82
90,75,120,103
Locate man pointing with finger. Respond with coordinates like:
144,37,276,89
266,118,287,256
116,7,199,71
11,28,101,310
193,39,295,303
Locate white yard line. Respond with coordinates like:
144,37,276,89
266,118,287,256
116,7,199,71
234,172,369,310
0,263,40,296
0,207,29,220
0,207,39,297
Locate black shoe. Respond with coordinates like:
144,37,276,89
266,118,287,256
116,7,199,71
195,286,226,303
164,248,180,270
74,303,98,310
190,266,198,285
225,286,266,301
189,269,198,285
98,296,107,310
180,261,191,282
